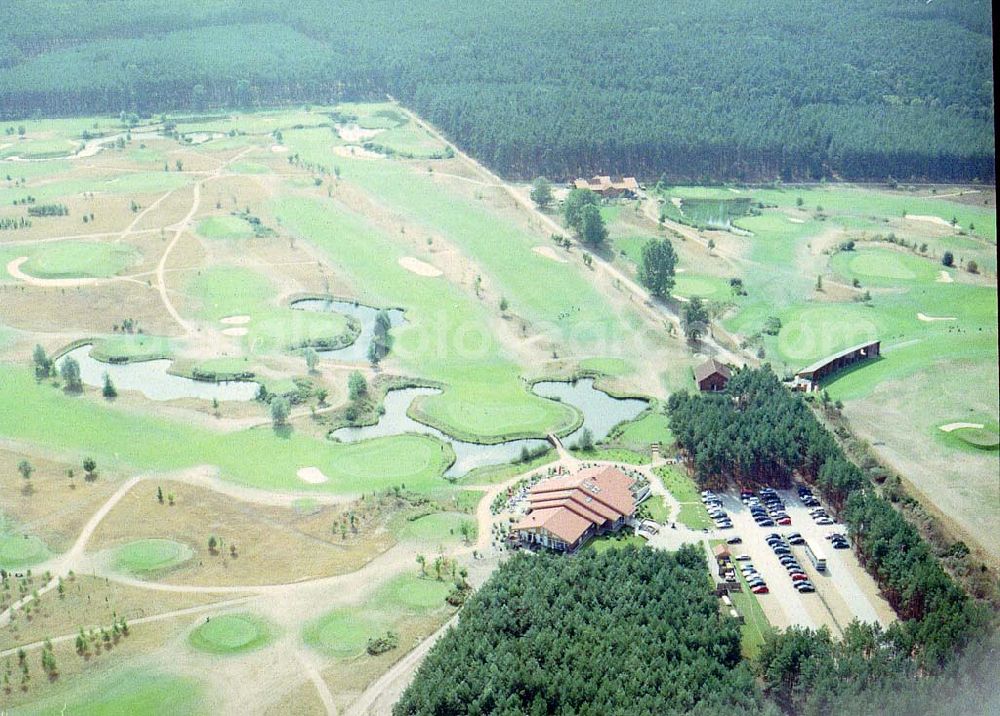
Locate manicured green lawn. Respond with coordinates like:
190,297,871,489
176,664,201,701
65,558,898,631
90,334,172,362
0,530,50,569
729,580,773,659
586,532,646,553
654,465,701,504
395,512,474,543
580,357,632,377
20,669,204,716
614,411,673,448
304,608,385,657
570,447,648,464
188,613,273,654
0,365,456,495
196,215,255,239
673,274,732,301
20,241,140,279
376,574,452,611
830,247,939,286
113,538,193,574
640,495,671,523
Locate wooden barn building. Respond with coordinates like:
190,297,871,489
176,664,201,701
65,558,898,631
694,358,732,392
513,466,638,553
793,340,881,391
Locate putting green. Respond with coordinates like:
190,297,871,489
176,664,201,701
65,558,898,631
376,573,452,611
114,538,193,574
581,357,631,377
196,215,255,240
90,334,172,362
831,248,938,286
0,532,50,569
189,613,273,654
304,608,386,657
951,426,1000,450
20,241,141,279
777,306,879,363
673,274,731,300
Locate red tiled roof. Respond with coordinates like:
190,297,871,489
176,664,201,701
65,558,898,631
514,466,637,545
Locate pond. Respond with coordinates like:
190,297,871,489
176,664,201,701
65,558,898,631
331,378,647,477
291,298,405,362
57,345,260,402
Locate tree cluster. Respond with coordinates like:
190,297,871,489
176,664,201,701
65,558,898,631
396,546,767,716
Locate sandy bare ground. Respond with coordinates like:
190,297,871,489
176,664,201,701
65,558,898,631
6,256,148,288
788,217,806,224
917,312,956,322
939,422,985,432
220,315,251,325
397,256,442,277
296,466,329,484
270,144,289,153
333,145,384,160
532,245,568,263
222,327,249,336
335,124,384,143
906,214,952,228
937,270,954,283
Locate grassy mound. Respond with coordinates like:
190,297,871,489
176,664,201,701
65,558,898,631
21,241,140,279
114,538,193,574
0,532,50,569
196,215,255,240
90,334,172,362
831,248,938,286
396,512,473,543
673,274,732,301
19,669,202,716
304,608,386,657
189,613,273,654
952,426,1000,450
777,305,879,363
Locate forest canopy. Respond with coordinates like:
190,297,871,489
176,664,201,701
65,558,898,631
0,0,993,182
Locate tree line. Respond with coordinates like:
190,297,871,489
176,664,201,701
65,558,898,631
0,0,993,182
668,367,992,714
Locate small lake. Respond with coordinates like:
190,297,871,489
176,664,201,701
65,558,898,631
331,378,647,477
57,345,260,402
291,299,405,362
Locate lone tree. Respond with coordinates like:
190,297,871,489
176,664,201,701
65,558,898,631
102,372,117,399
270,397,290,427
60,356,83,392
942,250,954,267
304,348,319,374
82,457,97,481
32,344,53,380
577,428,595,452
17,459,33,482
579,204,608,248
529,177,553,209
368,309,393,365
562,187,598,233
638,238,678,298
348,371,368,401
682,296,710,343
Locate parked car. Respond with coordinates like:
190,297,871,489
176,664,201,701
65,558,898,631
795,583,815,593
726,536,743,545
735,554,752,562
751,585,769,594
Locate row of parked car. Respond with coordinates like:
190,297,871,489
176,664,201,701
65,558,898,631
736,559,770,594
741,487,792,527
700,490,733,530
765,533,816,593
827,532,850,549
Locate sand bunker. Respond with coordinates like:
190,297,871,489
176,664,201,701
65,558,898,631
907,214,952,228
788,217,806,224
398,257,442,277
270,145,289,153
917,312,956,322
939,422,985,433
670,197,683,209
222,327,249,336
533,246,568,263
335,124,384,143
333,145,384,160
220,315,251,325
936,271,953,283
296,467,329,484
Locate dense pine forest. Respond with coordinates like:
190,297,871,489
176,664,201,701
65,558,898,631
0,1,993,182
394,546,769,716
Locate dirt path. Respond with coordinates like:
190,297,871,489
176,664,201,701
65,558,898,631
296,650,339,715
5,255,150,288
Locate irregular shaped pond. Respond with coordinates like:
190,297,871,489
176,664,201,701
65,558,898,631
57,345,260,402
331,378,647,477
292,299,405,362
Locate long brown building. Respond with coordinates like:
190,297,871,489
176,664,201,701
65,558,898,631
573,175,640,198
513,466,637,552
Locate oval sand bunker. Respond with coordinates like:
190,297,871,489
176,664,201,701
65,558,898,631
398,256,442,277
297,467,329,484
220,315,251,325
222,327,249,336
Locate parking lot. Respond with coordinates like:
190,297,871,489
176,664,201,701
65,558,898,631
717,488,896,634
